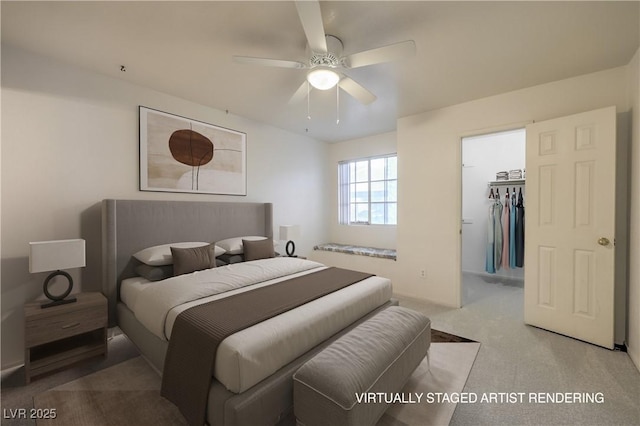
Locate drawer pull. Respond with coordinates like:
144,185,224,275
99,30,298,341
61,322,80,329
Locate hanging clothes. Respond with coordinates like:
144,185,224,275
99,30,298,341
493,196,503,271
502,193,511,269
485,202,496,274
509,191,517,269
515,188,525,267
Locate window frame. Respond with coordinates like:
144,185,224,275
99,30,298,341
338,153,397,226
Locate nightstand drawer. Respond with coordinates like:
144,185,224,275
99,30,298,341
25,307,106,348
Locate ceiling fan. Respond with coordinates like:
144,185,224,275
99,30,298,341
233,0,416,106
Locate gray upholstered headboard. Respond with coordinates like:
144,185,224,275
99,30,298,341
102,199,273,326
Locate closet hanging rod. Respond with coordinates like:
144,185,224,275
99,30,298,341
488,179,525,187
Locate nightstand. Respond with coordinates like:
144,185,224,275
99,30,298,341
24,292,107,383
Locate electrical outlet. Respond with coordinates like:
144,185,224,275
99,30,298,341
419,269,426,279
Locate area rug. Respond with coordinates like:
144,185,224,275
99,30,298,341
33,357,187,426
431,328,475,343
378,342,480,426
34,340,480,426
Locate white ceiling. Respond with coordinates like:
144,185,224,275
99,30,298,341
2,1,639,142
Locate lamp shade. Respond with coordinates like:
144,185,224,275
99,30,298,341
279,225,299,241
29,239,86,273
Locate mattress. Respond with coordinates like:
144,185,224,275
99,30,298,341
120,276,149,309
120,258,392,393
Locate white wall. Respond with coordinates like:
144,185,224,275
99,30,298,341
627,48,640,371
308,131,398,287
326,131,397,249
397,65,630,309
0,45,330,369
462,129,525,279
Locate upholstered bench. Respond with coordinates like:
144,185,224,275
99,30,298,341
293,306,431,426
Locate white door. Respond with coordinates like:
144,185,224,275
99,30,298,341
524,106,616,349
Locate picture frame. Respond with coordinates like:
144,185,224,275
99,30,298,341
139,106,247,196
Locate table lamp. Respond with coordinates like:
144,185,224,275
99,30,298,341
279,225,299,257
29,239,85,309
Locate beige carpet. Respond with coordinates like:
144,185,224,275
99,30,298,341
34,342,480,426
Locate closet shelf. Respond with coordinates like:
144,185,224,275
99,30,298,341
488,179,525,186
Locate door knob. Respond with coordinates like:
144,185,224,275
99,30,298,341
598,237,610,246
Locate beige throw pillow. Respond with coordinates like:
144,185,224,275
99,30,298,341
171,244,217,276
243,238,275,261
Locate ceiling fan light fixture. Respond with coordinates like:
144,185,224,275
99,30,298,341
307,68,340,90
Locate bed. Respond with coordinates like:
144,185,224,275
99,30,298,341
101,199,395,426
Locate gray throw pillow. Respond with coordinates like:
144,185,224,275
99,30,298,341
217,253,245,264
135,264,174,281
171,244,217,276
243,238,275,261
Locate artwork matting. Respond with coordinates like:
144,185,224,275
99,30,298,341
139,106,247,196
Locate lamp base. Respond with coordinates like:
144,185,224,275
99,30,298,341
41,270,75,309
285,240,296,257
41,297,77,309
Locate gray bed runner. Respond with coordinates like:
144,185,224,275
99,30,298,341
160,267,373,426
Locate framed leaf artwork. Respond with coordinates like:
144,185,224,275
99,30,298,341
139,106,247,195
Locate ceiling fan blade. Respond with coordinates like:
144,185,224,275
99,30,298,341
295,0,327,53
339,77,377,105
233,56,306,69
344,40,416,69
288,80,311,105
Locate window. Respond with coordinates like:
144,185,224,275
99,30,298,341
338,154,397,225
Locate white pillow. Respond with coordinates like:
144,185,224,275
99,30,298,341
133,242,226,266
216,236,267,255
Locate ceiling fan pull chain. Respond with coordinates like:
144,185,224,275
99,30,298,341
336,83,340,124
307,81,311,120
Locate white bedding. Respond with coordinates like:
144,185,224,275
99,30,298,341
119,276,148,310
121,257,392,393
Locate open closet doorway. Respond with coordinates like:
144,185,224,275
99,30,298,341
461,128,526,306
